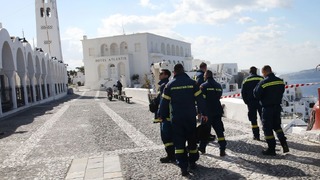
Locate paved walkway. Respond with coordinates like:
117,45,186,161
0,89,319,179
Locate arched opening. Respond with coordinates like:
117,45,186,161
176,46,179,57
16,48,26,107
118,62,125,77
171,45,175,56
110,43,118,56
1,42,15,112
161,43,165,54
100,44,108,56
98,64,106,79
120,42,128,55
108,64,116,80
35,57,41,101
166,44,170,55
27,53,34,102
180,47,183,56
41,59,47,99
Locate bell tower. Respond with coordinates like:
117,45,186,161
35,0,63,62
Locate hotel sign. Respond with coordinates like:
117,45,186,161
95,56,127,63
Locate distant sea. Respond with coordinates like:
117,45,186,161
280,69,320,98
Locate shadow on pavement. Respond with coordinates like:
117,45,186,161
286,140,320,154
0,94,80,139
238,157,308,178
188,164,246,179
284,154,320,167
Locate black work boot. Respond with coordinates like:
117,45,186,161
253,137,260,141
189,162,197,170
262,149,276,156
280,140,289,153
160,156,176,163
198,147,206,154
181,169,189,176
220,149,226,157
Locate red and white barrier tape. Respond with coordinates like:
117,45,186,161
221,82,320,99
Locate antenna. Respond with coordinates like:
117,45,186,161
22,29,25,38
122,23,125,35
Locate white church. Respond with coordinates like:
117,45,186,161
82,33,194,90
0,0,67,118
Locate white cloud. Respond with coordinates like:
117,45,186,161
237,17,255,24
61,27,85,70
139,0,159,9
94,0,318,73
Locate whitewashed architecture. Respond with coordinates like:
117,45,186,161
82,33,193,89
0,25,67,118
35,0,63,62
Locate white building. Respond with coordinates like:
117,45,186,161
0,25,67,118
82,33,193,90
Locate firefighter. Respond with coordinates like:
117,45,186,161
241,66,264,140
195,62,207,85
160,64,207,176
153,69,175,163
198,70,227,156
254,65,289,156
194,62,216,142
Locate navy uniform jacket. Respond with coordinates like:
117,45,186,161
160,73,206,120
200,77,223,116
241,74,263,104
154,78,169,106
195,70,205,86
253,73,285,107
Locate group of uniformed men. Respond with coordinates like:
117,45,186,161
151,62,289,176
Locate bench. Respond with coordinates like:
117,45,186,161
119,95,132,103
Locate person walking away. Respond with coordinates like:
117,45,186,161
198,70,227,156
254,65,289,156
241,66,264,140
116,80,123,95
195,62,207,85
153,69,175,163
194,62,216,142
160,64,207,176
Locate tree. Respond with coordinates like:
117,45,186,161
76,66,85,74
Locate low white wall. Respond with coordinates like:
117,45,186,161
124,88,151,104
221,98,252,125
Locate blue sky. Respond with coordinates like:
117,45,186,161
0,0,319,74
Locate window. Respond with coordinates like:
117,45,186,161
166,44,170,55
40,8,44,17
161,43,165,54
135,43,141,52
89,48,95,56
46,8,51,17
101,44,108,56
110,43,119,55
120,42,128,54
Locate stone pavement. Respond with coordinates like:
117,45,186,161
0,89,319,180
65,155,123,180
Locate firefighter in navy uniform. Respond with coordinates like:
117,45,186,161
160,64,207,176
195,62,207,85
241,66,264,140
199,70,227,156
153,69,175,163
194,62,216,142
254,65,289,156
